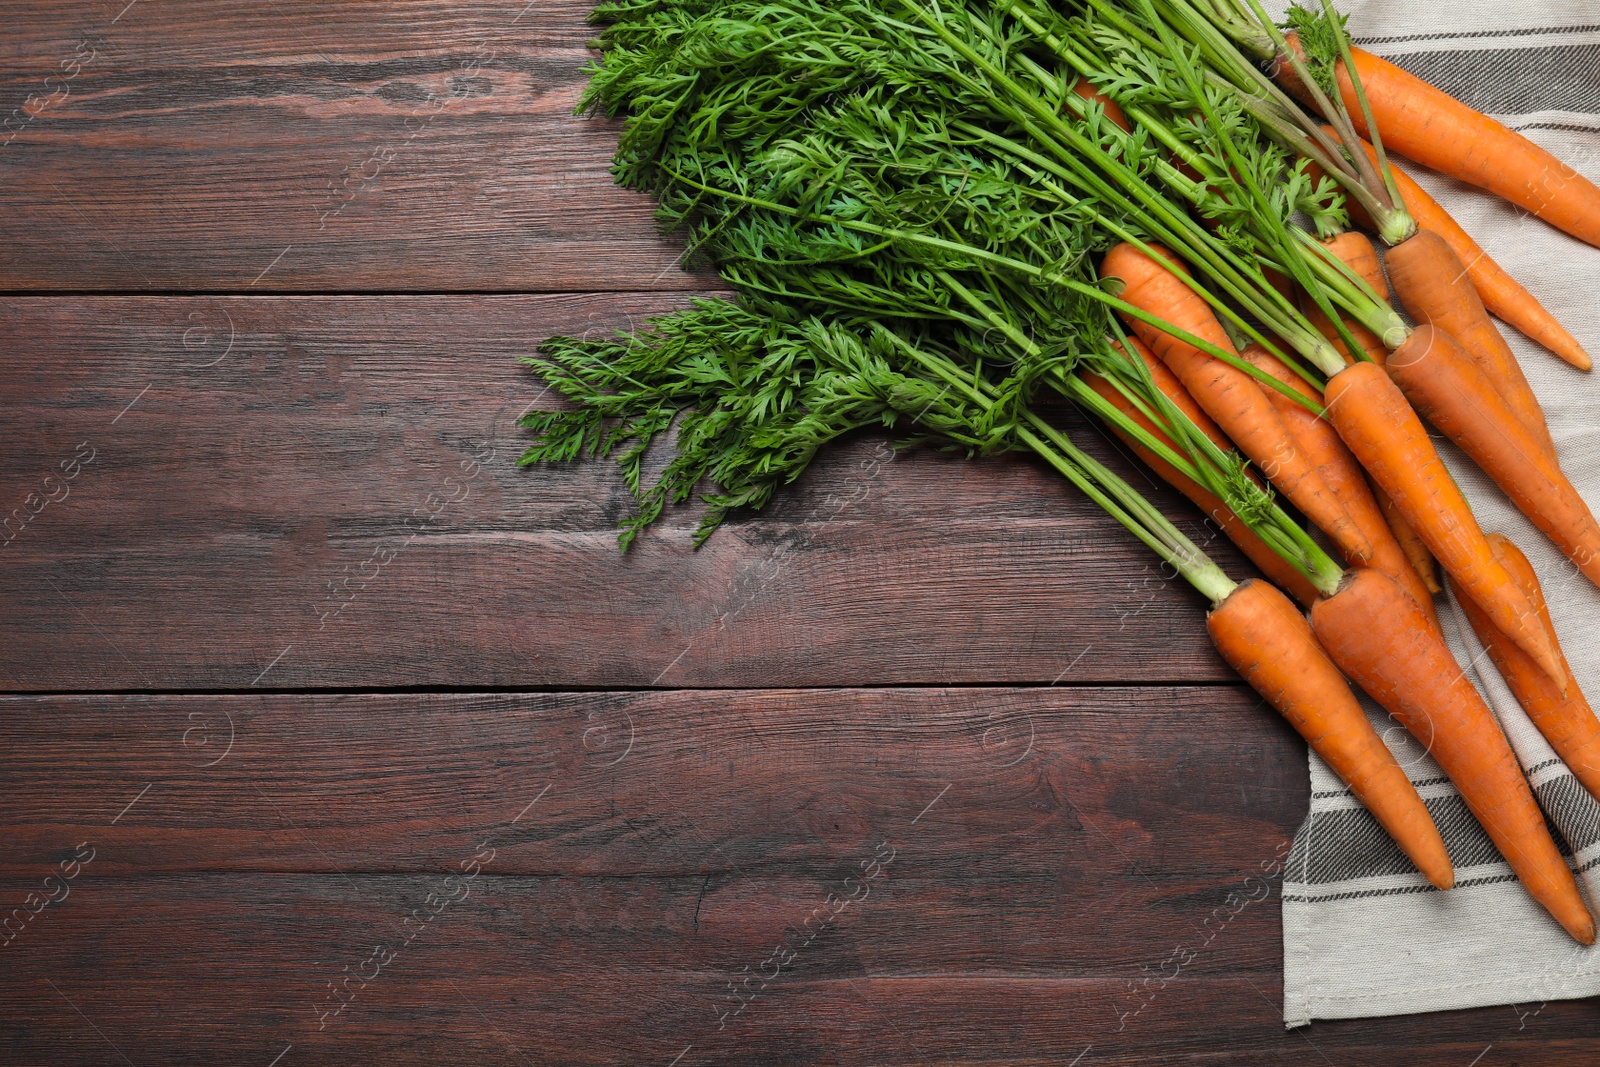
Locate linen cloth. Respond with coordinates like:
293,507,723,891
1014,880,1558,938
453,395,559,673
1278,0,1600,1026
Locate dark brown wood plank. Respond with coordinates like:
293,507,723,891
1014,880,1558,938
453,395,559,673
0,1,717,291
0,689,1293,884
11,895,1572,1066
2,688,1594,1064
0,296,1249,690
0,685,1289,1062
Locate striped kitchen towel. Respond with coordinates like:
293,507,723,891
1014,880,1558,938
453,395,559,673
1278,0,1600,1027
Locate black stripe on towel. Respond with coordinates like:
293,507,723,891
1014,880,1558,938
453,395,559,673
1379,44,1600,118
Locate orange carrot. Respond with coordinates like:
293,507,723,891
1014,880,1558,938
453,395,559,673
1385,229,1557,459
1072,79,1209,188
1321,359,1565,685
1071,79,1130,132
1312,567,1594,944
1297,232,1436,590
1082,369,1322,607
1281,37,1600,250
1117,334,1234,454
1370,478,1441,595
1209,578,1452,887
1385,325,1600,594
1308,305,1387,366
1457,534,1600,803
1299,231,1389,365
1100,243,1372,565
1239,344,1440,629
1342,137,1591,371
1264,267,1295,308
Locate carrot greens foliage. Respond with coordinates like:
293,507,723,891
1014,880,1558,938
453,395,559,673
521,0,1343,595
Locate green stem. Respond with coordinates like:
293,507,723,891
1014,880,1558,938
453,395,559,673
1055,361,1341,596
1130,0,1360,380
878,326,1238,604
1316,0,1414,245
1293,230,1411,350
951,121,1341,383
1208,0,1410,241
659,159,1332,405
1021,420,1237,604
951,3,1348,376
886,291,1339,595
1001,3,1221,184
1140,0,1396,229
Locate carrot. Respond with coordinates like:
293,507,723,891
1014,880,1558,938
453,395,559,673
1385,325,1600,595
1082,368,1322,607
1100,243,1373,565
1117,334,1233,453
1457,534,1600,803
1370,478,1441,595
1264,267,1295,308
1299,231,1389,365
1342,137,1591,371
1239,344,1440,629
1281,37,1600,250
1321,358,1565,686
1209,578,1452,888
1385,229,1557,459
1072,78,1212,190
1071,79,1130,132
1312,567,1594,944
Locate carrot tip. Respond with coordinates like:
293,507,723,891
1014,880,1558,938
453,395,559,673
1427,867,1455,892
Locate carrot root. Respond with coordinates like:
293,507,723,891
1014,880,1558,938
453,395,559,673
1344,137,1591,371
1240,344,1440,630
1456,535,1600,804
1100,243,1372,565
1283,38,1600,251
1385,326,1600,603
1300,231,1391,365
1081,369,1322,608
1071,78,1131,132
1209,578,1452,888
1385,229,1557,460
1321,359,1566,687
1313,568,1594,944
1371,478,1442,595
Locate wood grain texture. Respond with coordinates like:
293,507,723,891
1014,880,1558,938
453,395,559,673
0,689,1295,881
2,690,1594,1064
0,296,1252,690
0,1,718,291
8,0,1589,1058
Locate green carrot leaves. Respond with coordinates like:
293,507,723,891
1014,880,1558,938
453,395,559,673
521,0,1347,594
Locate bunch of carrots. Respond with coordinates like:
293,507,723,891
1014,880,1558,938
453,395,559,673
525,0,1600,945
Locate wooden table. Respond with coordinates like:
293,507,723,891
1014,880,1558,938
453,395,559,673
3,3,1595,1062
